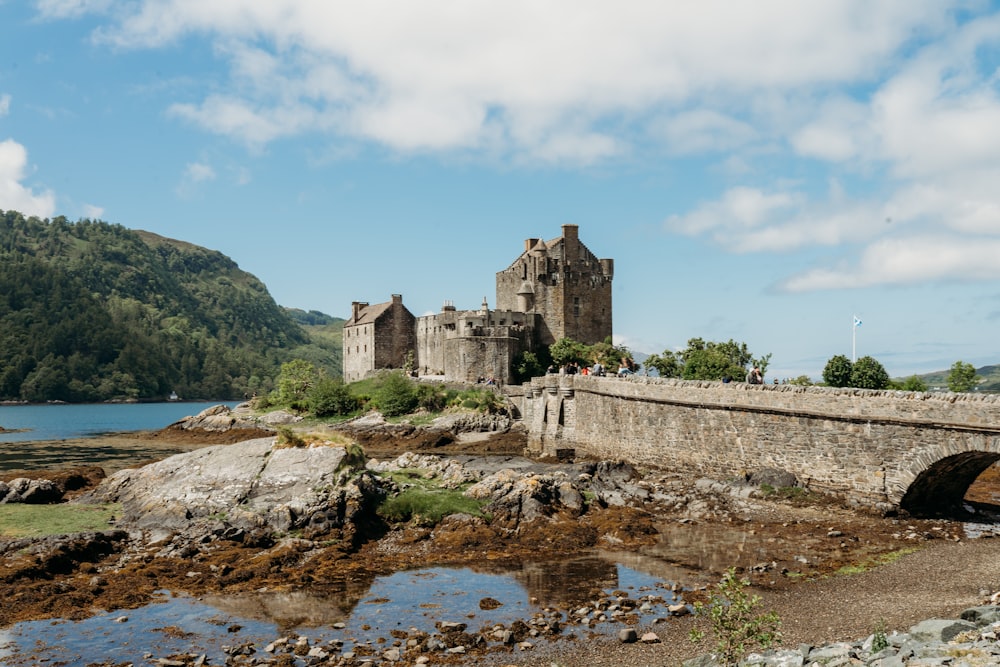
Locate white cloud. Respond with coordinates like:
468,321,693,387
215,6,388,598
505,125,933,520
653,110,758,155
0,139,56,218
82,204,105,219
184,162,216,183
0,94,10,116
175,161,216,198
781,235,1000,291
73,1,955,161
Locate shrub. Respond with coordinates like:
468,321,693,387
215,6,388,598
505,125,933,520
374,371,418,417
416,383,448,412
308,377,359,417
689,567,782,665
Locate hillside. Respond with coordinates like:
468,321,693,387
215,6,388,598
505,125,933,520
0,209,340,402
907,364,1000,392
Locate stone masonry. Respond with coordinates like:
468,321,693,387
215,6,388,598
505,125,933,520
520,374,1000,514
344,225,613,384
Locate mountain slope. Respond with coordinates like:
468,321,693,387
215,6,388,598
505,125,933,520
0,209,330,402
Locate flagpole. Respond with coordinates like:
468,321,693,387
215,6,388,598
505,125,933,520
852,315,861,362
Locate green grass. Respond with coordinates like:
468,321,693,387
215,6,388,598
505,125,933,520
0,503,121,538
832,547,920,577
376,469,487,527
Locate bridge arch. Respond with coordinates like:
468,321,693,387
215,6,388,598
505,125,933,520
897,438,1000,516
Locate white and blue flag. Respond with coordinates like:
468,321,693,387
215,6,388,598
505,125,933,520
853,316,862,328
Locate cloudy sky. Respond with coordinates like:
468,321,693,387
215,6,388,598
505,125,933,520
2,1,999,381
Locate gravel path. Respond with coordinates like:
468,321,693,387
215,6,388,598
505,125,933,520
498,536,1000,666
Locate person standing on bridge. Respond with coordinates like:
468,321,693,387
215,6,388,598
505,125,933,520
746,366,763,384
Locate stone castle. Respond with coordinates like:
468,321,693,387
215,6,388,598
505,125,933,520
343,225,614,384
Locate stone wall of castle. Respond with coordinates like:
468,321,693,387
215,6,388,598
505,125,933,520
415,303,538,381
520,375,1000,511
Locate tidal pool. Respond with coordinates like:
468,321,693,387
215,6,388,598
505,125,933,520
0,553,691,666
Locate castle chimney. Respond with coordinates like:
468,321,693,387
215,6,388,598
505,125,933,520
562,224,579,261
524,238,539,252
391,294,402,305
351,301,368,321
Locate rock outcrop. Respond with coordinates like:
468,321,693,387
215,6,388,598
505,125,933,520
79,437,387,543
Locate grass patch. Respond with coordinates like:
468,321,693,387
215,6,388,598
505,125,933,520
274,428,356,450
0,503,121,538
376,469,487,527
832,547,920,577
757,484,823,505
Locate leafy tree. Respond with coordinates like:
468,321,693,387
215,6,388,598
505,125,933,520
822,355,853,388
512,350,547,383
644,350,682,378
276,359,318,407
588,337,636,371
788,375,813,386
549,338,591,367
850,356,889,390
645,338,769,382
947,361,981,393
897,375,929,392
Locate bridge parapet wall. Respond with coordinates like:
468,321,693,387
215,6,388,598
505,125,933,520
519,375,1000,510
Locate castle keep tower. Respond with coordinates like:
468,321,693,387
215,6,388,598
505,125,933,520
495,224,614,346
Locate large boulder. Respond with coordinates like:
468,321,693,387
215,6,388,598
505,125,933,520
79,437,385,541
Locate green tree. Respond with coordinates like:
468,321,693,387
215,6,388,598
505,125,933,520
512,350,547,383
850,356,889,389
897,375,928,392
549,338,590,367
947,361,980,393
822,355,853,387
788,375,813,386
276,359,318,406
644,350,682,378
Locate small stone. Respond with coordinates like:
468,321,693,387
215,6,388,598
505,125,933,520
618,628,638,643
641,632,661,644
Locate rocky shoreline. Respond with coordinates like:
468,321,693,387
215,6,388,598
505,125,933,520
2,405,1000,665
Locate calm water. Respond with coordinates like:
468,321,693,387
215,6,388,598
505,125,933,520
0,557,682,666
0,401,240,443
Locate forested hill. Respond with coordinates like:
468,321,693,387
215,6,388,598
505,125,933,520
0,209,337,403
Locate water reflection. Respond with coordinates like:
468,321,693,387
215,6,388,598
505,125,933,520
0,553,677,666
644,521,780,571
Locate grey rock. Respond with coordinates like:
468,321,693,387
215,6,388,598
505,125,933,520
908,618,977,643
78,437,385,540
960,605,1000,626
747,468,798,489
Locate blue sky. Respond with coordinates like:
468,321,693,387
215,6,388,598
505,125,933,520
2,1,999,381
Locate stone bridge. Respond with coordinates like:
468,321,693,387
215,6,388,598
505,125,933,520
515,375,1000,515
